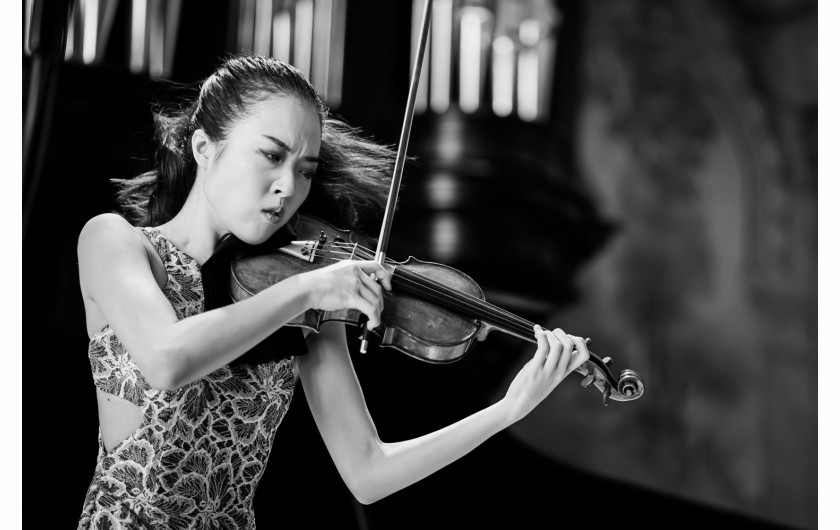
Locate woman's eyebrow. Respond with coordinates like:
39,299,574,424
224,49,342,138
262,134,319,163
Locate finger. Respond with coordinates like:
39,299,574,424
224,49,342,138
356,279,381,313
567,335,591,374
358,269,384,300
551,328,574,354
550,328,574,373
543,329,564,370
355,294,381,330
355,261,393,291
533,325,549,363
354,273,384,319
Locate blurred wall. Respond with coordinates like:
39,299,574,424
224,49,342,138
507,1,817,528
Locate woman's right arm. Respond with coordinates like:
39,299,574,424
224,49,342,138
78,213,388,391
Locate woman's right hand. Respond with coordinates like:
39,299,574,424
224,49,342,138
298,260,393,330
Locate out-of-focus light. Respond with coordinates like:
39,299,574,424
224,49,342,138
427,172,459,209
254,0,273,56
517,47,539,121
239,0,256,53
65,18,75,60
272,10,291,63
148,0,166,77
326,0,346,107
431,0,452,113
411,1,560,121
517,19,540,121
412,0,430,113
492,35,514,117
519,18,540,47
162,0,184,78
311,0,332,96
434,126,465,164
65,2,79,61
294,0,314,79
130,0,147,72
431,212,460,263
458,7,485,113
82,0,99,65
24,0,34,55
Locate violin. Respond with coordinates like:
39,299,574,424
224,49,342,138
229,214,645,406
230,0,644,407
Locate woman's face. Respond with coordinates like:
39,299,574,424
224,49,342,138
201,95,321,244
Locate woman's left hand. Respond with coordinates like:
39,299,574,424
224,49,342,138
502,324,591,424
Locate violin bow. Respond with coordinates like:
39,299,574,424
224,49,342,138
360,0,433,353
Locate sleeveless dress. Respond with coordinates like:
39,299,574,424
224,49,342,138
78,227,297,529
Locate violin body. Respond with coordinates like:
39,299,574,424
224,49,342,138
230,215,482,362
229,214,645,405
229,215,368,331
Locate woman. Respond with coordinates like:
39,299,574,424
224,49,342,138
77,55,590,528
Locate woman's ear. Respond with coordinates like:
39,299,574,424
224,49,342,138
191,129,215,170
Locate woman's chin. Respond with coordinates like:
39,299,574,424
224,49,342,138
236,225,282,246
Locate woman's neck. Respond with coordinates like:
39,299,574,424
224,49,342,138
157,177,226,265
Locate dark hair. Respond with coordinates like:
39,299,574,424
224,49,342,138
114,54,394,235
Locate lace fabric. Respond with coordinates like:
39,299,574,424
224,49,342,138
79,227,296,529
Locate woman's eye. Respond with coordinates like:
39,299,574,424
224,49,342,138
262,151,281,162
300,169,315,180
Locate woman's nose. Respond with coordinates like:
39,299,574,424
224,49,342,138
270,170,295,197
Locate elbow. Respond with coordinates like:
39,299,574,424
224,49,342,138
347,475,384,506
353,494,377,506
344,444,388,505
141,340,187,391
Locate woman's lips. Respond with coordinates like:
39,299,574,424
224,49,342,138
262,208,284,224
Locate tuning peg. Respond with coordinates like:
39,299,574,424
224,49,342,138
602,357,612,367
581,369,596,389
602,385,611,407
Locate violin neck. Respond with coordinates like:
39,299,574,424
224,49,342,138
388,264,538,344
328,241,538,342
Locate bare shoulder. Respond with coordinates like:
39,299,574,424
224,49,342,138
77,213,155,290
78,213,144,257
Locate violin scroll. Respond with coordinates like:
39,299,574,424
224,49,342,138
575,350,645,406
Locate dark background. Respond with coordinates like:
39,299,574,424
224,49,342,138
23,0,817,528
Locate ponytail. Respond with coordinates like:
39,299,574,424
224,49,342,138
112,98,198,226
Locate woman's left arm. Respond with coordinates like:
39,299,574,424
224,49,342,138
297,321,588,505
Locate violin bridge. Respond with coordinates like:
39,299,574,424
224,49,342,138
277,240,318,263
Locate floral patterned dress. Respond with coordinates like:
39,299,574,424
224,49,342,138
78,227,297,529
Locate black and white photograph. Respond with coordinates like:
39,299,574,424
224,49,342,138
20,0,823,528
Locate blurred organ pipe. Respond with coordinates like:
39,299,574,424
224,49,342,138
23,0,74,239
234,0,347,107
394,0,612,316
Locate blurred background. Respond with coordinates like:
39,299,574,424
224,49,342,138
23,0,817,528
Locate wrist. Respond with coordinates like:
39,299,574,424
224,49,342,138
284,272,317,313
493,397,519,430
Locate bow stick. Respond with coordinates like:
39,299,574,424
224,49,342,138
360,0,433,353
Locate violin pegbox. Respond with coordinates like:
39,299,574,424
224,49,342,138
575,353,645,406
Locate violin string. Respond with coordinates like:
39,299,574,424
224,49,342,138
309,248,597,356
308,243,538,337
319,242,535,328
312,243,537,333
305,252,601,367
302,239,539,336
